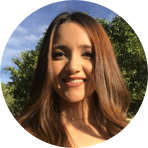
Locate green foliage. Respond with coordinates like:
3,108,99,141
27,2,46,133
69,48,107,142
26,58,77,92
35,29,47,51
2,50,38,116
2,14,147,117
1,83,15,113
77,11,89,15
97,16,147,117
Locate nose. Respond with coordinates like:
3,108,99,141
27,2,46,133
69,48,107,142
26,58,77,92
65,55,82,74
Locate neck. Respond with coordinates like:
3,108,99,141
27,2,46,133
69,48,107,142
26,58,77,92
58,93,97,123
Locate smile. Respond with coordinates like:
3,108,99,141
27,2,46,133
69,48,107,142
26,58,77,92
62,78,86,87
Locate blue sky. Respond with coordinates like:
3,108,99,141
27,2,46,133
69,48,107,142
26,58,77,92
0,0,117,84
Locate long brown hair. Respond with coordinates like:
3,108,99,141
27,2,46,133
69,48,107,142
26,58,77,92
16,12,131,147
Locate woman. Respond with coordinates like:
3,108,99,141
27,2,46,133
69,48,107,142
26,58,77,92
16,12,131,147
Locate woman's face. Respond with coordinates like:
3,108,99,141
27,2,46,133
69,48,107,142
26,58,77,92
52,22,95,103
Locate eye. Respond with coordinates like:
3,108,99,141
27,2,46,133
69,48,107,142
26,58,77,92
52,52,94,58
52,52,65,58
84,52,94,58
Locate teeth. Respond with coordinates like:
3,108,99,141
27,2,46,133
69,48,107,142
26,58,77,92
66,79,84,83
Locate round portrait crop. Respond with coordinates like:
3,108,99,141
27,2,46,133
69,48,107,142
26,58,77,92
16,12,131,147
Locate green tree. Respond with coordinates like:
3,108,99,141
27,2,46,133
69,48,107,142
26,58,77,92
78,11,89,15
3,50,38,116
1,83,14,113
97,16,147,117
2,14,147,117
35,29,47,51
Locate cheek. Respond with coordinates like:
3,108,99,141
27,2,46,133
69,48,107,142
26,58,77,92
83,61,94,79
52,62,61,94
83,61,95,93
52,61,64,78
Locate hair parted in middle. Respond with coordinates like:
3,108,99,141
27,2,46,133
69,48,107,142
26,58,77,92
16,12,131,147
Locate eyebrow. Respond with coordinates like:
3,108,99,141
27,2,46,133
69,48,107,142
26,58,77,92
52,44,92,50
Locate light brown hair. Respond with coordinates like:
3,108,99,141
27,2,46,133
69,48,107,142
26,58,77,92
16,12,131,147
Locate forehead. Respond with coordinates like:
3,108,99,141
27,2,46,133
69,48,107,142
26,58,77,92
53,22,91,46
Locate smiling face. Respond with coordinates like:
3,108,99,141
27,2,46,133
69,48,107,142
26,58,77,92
52,21,95,103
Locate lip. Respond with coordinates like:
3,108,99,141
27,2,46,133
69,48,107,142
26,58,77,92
63,80,86,87
62,77,86,81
